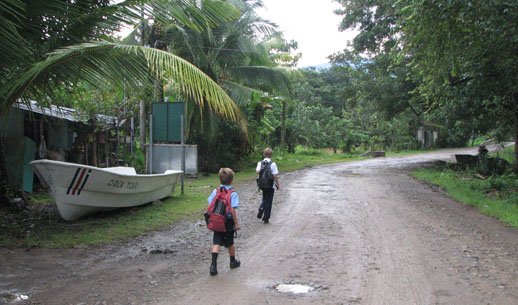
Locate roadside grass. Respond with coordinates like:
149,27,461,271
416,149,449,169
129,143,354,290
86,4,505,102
386,149,429,157
0,150,363,248
412,146,518,228
497,145,515,164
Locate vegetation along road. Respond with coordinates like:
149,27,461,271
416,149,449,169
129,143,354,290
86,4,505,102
1,146,517,304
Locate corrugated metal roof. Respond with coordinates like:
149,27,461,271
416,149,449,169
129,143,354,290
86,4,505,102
14,100,117,125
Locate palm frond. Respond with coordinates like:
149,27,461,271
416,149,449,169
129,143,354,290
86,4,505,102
0,42,242,125
261,116,275,132
220,79,260,107
224,66,292,95
118,0,241,32
0,0,29,68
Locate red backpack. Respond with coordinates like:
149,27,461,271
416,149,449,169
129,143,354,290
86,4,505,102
204,187,233,232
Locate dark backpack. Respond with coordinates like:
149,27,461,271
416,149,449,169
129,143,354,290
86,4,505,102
256,160,274,190
204,187,233,232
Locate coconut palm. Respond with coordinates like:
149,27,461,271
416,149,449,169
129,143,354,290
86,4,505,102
132,0,293,170
171,0,291,102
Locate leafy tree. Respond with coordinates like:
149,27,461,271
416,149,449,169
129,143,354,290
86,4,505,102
262,32,301,68
335,0,400,55
336,0,518,168
395,0,518,167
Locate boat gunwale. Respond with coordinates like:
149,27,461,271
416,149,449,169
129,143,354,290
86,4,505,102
30,160,183,177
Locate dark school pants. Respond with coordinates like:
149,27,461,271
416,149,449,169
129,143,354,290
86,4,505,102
260,188,275,221
212,219,235,248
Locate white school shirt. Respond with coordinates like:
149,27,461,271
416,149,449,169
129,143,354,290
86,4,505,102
256,158,278,188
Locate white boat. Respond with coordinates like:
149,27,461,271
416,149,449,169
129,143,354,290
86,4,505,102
30,160,182,221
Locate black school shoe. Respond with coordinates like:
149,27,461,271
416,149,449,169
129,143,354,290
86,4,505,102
210,264,218,275
257,209,264,219
230,259,241,269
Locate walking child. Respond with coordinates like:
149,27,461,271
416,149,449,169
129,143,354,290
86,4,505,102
256,148,280,224
207,168,240,275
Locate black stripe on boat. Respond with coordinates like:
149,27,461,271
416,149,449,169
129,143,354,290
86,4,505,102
67,168,81,195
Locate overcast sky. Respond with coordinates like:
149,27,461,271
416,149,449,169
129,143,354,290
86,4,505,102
117,1,356,68
257,0,357,67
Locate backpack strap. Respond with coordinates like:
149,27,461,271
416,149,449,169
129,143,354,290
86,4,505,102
208,187,227,213
225,189,233,213
260,160,270,174
217,187,233,213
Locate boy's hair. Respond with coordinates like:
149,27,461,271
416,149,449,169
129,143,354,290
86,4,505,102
219,168,234,185
263,148,273,158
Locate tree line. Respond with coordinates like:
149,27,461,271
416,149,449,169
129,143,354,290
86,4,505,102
1,0,516,190
332,0,518,168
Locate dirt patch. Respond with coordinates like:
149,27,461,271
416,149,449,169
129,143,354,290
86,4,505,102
1,147,518,304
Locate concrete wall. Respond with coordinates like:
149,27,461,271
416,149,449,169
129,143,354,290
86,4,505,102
417,126,438,149
149,144,197,175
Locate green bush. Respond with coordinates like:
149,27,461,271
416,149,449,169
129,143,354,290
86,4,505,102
506,193,518,205
294,146,322,156
476,156,510,176
122,149,146,173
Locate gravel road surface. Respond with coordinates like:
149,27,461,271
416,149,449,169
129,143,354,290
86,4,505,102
1,146,517,305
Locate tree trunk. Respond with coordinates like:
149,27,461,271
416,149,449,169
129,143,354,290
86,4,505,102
157,77,164,103
39,118,45,158
392,129,396,150
93,137,98,167
0,140,11,205
140,15,147,154
281,101,286,155
85,139,89,165
139,100,146,153
513,111,518,173
116,117,120,163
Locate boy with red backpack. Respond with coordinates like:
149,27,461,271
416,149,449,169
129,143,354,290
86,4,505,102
206,168,240,276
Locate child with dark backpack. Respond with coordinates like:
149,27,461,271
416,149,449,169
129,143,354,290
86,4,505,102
256,148,280,224
205,168,240,276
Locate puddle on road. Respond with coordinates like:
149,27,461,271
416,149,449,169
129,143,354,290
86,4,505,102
339,170,361,177
275,283,314,294
0,292,29,303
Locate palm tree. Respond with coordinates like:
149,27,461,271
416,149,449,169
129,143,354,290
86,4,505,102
131,0,293,169
0,0,242,119
171,0,291,101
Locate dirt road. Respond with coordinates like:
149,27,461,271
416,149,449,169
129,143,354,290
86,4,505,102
1,147,518,304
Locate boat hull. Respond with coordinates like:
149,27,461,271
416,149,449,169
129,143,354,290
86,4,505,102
30,160,182,221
